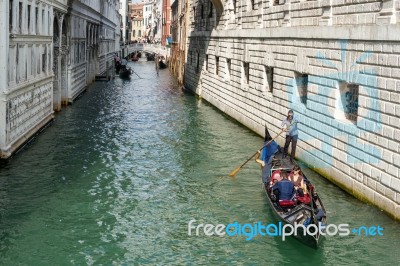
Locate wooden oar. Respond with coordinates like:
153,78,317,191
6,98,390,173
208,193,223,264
228,129,284,177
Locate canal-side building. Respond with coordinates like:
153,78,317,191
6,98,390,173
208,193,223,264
119,0,130,45
152,0,163,42
170,0,189,84
185,0,400,220
143,0,154,40
0,0,120,159
129,2,144,42
161,0,172,46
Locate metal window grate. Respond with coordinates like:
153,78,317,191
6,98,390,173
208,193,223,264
345,84,359,122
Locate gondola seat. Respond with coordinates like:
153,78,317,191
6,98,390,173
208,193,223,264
278,200,296,207
296,194,311,205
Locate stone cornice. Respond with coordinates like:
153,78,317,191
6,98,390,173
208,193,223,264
190,25,400,42
9,35,53,43
5,76,54,98
70,2,118,28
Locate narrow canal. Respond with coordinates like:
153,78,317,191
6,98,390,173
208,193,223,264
0,61,399,265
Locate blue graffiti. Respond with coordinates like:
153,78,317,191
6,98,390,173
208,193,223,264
287,40,382,168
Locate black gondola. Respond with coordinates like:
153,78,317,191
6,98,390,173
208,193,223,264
260,132,327,248
159,60,167,69
146,53,155,61
115,62,121,74
119,67,132,79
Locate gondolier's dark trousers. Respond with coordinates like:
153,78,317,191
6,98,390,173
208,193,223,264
283,134,298,160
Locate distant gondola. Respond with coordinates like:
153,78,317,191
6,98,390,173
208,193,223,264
119,59,132,79
146,53,155,61
159,60,167,69
119,67,132,79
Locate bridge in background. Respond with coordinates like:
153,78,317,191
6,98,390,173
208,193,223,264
120,44,170,59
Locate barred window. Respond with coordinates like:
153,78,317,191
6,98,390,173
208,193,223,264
336,82,359,123
342,83,359,122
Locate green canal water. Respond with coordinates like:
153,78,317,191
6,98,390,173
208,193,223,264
0,62,399,265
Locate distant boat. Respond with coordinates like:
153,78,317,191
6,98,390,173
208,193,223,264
119,67,132,79
132,55,139,61
119,59,133,79
146,53,155,61
159,60,167,69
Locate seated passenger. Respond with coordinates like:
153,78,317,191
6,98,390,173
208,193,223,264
269,170,283,185
289,166,307,196
272,171,295,201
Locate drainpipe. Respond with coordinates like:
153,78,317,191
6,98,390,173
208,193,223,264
0,0,9,153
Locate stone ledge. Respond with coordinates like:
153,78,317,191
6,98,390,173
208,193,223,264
189,24,400,41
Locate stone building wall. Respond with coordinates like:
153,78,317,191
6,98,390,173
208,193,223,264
0,0,120,159
185,0,400,219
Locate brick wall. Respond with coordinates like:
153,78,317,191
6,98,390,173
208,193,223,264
185,0,400,219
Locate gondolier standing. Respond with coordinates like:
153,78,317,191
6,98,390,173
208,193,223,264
155,54,160,75
281,109,298,163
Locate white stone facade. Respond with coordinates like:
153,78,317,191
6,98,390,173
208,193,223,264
185,0,400,220
0,0,120,159
119,0,129,44
143,0,154,37
152,0,163,41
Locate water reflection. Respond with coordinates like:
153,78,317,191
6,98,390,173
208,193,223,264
0,61,398,265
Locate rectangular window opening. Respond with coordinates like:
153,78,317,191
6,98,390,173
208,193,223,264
18,2,22,33
215,56,219,76
9,0,13,32
35,7,39,33
264,66,273,93
251,0,255,10
42,10,44,34
196,52,200,73
226,58,231,80
295,72,308,105
338,82,359,123
42,49,46,73
244,62,249,84
27,4,31,32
